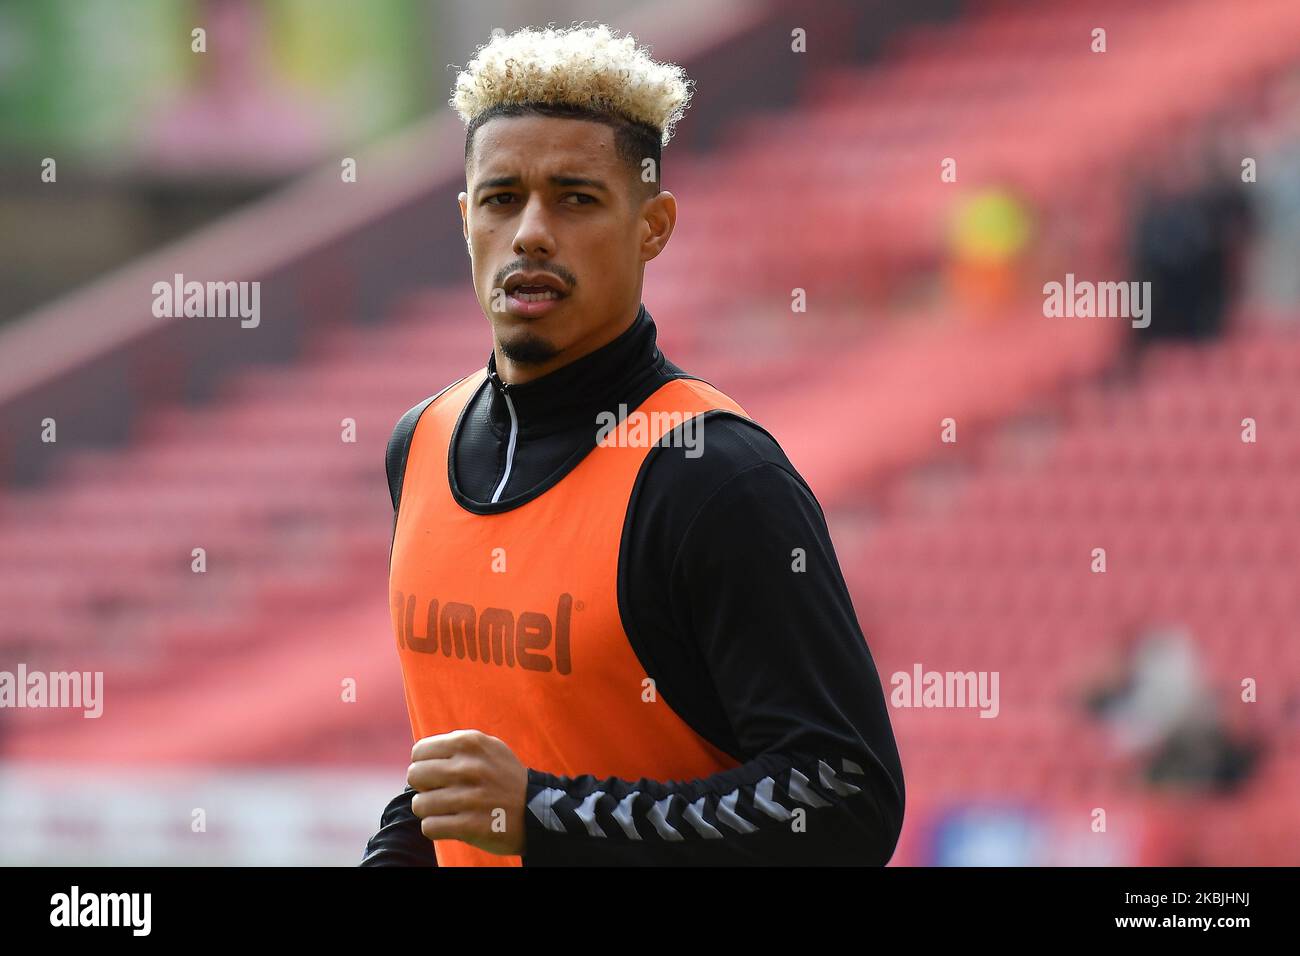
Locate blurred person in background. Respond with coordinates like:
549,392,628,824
1085,624,1260,795
1243,67,1300,320
1127,129,1254,346
944,179,1035,322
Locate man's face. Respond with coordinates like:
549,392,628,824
459,114,674,381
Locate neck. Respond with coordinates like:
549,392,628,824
484,302,661,436
493,303,642,385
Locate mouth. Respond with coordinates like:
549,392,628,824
511,287,565,303
501,273,569,317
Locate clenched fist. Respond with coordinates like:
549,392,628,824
407,729,528,855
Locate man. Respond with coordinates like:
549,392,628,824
361,23,903,866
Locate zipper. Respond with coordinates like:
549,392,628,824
487,369,518,504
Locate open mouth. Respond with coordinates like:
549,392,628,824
512,286,565,302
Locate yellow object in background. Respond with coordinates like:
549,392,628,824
950,187,1033,263
947,186,1035,320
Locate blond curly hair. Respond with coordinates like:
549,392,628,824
450,22,694,146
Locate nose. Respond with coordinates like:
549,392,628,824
512,194,556,259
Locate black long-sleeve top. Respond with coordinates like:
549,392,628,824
360,303,904,866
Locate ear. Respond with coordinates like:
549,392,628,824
639,190,676,263
458,191,470,253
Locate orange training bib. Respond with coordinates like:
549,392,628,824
389,369,751,865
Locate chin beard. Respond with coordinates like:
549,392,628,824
499,331,563,366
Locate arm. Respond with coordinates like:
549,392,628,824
365,395,456,866
520,448,905,866
360,787,440,866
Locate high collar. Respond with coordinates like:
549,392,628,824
483,302,663,437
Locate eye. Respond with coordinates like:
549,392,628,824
482,193,515,205
563,193,597,205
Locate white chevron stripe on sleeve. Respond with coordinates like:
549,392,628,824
786,768,833,807
684,796,724,838
573,791,608,837
752,776,793,821
819,759,862,796
527,787,569,833
717,789,758,834
646,795,684,840
611,791,643,839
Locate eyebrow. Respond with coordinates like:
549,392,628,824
474,174,610,198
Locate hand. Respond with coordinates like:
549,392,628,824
407,729,528,855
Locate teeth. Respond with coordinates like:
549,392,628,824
515,289,559,302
